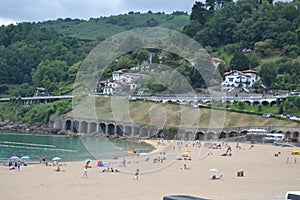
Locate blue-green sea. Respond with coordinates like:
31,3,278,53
0,131,154,163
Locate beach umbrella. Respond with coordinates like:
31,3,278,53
52,157,61,161
10,156,20,161
182,152,189,157
21,156,30,160
209,168,219,173
128,150,134,155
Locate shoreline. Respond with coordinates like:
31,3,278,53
1,127,299,165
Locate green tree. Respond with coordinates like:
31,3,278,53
116,57,132,69
229,52,250,71
190,2,210,25
254,39,273,58
278,104,284,114
283,45,300,58
259,63,277,87
31,60,69,91
257,104,263,112
237,101,245,109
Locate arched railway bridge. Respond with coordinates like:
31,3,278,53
61,116,299,141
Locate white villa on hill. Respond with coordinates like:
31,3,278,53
99,70,146,95
112,70,124,81
222,70,258,91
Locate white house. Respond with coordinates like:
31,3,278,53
122,75,133,83
128,83,138,90
112,70,124,81
103,86,113,95
99,70,146,95
107,81,122,89
222,70,258,90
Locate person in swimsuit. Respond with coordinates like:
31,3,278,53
83,161,91,178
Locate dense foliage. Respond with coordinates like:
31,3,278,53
0,23,97,96
279,96,300,116
0,100,72,124
39,11,189,40
184,0,300,92
184,0,300,58
0,3,300,124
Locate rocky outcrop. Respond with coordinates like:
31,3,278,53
0,119,83,136
0,120,64,135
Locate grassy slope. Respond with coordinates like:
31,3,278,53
40,13,189,40
68,97,299,128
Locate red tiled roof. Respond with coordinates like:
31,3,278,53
212,57,225,62
224,70,251,77
112,70,124,74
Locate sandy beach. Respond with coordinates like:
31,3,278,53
1,140,300,200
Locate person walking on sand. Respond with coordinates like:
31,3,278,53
133,169,139,181
83,161,91,178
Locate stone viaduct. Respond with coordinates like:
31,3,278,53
0,94,286,107
129,95,286,107
61,117,300,141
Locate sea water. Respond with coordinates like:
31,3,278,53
0,130,154,163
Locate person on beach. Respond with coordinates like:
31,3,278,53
211,175,222,180
42,156,46,164
83,161,91,178
56,164,60,172
183,164,187,170
17,160,21,171
133,169,139,180
14,161,17,170
8,160,13,169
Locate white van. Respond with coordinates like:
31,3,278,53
263,133,285,142
285,191,300,200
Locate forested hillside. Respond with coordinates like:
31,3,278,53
0,23,97,96
0,1,300,124
39,11,189,40
1,1,300,97
184,0,300,56
183,0,300,91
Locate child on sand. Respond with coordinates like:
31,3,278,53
83,161,91,178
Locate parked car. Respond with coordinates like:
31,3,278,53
262,113,271,118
